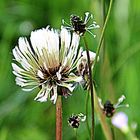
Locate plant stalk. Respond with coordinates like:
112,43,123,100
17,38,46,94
85,91,91,137
92,0,113,74
84,0,113,138
56,96,62,140
74,128,78,140
94,85,113,140
91,0,113,139
83,36,94,140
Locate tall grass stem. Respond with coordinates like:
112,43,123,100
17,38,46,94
93,0,113,74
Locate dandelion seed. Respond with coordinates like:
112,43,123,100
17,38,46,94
12,26,84,104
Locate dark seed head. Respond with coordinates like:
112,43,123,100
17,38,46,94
68,115,80,128
70,15,86,35
103,100,115,117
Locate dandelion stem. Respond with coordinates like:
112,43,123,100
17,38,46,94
83,36,94,140
56,96,62,140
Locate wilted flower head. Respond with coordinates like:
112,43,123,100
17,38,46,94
77,51,97,76
76,50,98,89
103,100,115,117
12,26,83,104
98,95,129,117
68,113,86,128
62,12,99,36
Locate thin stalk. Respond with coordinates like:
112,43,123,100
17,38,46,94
93,85,113,140
111,124,115,140
83,36,94,140
103,0,106,22
102,0,106,60
74,129,78,140
109,119,115,140
93,0,113,74
56,96,62,140
91,1,113,139
85,91,91,137
84,0,113,139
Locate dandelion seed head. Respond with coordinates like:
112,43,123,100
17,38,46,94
12,26,84,104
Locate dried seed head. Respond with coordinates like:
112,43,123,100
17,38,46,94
70,15,86,36
68,113,86,129
62,12,99,36
103,100,115,117
98,95,129,118
68,115,80,128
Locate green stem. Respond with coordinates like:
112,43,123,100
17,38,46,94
85,91,91,137
83,36,94,140
103,0,106,22
56,96,62,140
74,128,78,140
126,129,138,140
93,85,113,140
91,0,113,139
84,0,113,139
102,0,106,59
93,0,113,74
109,120,115,140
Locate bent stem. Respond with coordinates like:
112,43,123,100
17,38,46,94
56,96,62,140
92,0,113,139
83,36,94,140
85,0,113,139
93,85,113,140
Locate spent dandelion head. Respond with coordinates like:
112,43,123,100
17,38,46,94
68,113,86,129
62,12,99,36
98,95,129,118
103,100,115,118
12,26,83,104
76,50,99,89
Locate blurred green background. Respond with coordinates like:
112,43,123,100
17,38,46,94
0,0,140,139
